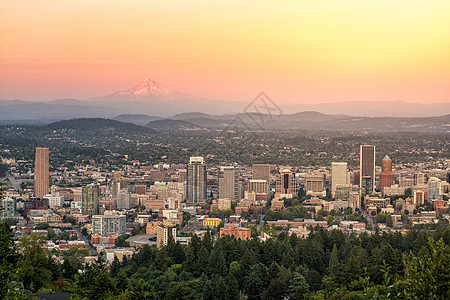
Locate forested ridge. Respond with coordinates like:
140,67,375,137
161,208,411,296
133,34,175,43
1,221,449,299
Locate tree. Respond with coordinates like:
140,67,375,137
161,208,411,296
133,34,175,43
115,270,130,293
17,234,53,291
109,256,121,278
130,278,156,300
262,279,289,300
75,257,116,299
290,272,309,300
0,221,22,298
328,244,340,277
226,273,240,300
404,237,450,299
202,279,214,300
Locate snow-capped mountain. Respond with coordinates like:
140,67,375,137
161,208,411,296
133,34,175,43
113,78,176,98
97,78,191,101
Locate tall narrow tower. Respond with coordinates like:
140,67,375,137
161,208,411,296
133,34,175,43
360,145,375,194
379,155,394,191
186,157,207,204
218,166,239,200
34,147,49,198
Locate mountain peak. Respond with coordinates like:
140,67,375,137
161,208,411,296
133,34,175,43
112,78,176,98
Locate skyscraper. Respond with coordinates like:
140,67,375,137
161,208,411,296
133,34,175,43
275,169,297,195
34,147,49,198
186,157,206,204
218,166,239,200
331,162,348,196
360,145,375,194
428,177,443,200
379,155,394,190
82,183,100,216
252,164,270,182
157,223,177,249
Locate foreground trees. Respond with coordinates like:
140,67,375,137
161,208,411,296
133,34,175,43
1,220,449,299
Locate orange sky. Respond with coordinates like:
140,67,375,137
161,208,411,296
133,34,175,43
1,0,449,103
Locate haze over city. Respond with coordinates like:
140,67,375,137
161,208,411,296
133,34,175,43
1,0,450,104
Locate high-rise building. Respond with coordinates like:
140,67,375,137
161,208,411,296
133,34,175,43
414,172,426,186
0,198,16,219
82,183,100,216
252,164,270,182
413,190,425,206
92,215,126,236
379,155,394,190
135,184,146,195
305,175,324,193
360,145,375,194
428,177,443,200
117,189,130,210
34,147,49,198
247,179,270,195
179,169,187,183
156,223,177,249
186,157,206,204
218,167,239,200
111,180,126,198
276,169,297,195
331,162,348,196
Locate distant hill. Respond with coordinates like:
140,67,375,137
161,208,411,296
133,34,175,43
113,114,162,126
46,118,155,133
145,119,202,130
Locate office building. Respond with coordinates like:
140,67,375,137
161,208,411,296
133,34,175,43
34,147,49,198
186,157,207,204
92,215,126,236
379,155,394,190
334,184,359,201
414,173,426,186
0,198,16,219
156,223,177,249
218,166,239,200
276,169,297,195
135,184,146,195
220,225,251,240
82,183,99,216
331,162,348,196
413,190,425,206
360,145,375,194
305,175,323,193
117,189,130,210
179,169,187,183
428,177,443,200
247,179,270,195
252,164,270,182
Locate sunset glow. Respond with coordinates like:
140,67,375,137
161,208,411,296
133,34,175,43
1,0,449,103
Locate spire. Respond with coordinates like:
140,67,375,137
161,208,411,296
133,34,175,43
382,155,391,161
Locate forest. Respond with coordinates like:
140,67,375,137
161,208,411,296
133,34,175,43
1,221,449,300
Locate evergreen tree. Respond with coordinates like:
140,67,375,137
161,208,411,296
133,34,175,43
226,273,240,300
0,221,21,299
110,256,121,278
328,243,340,277
202,279,214,300
115,270,130,293
290,272,309,300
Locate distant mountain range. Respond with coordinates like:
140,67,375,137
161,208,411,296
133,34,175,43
111,111,450,133
1,78,449,124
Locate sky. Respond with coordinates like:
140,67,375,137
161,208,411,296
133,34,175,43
1,0,450,103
